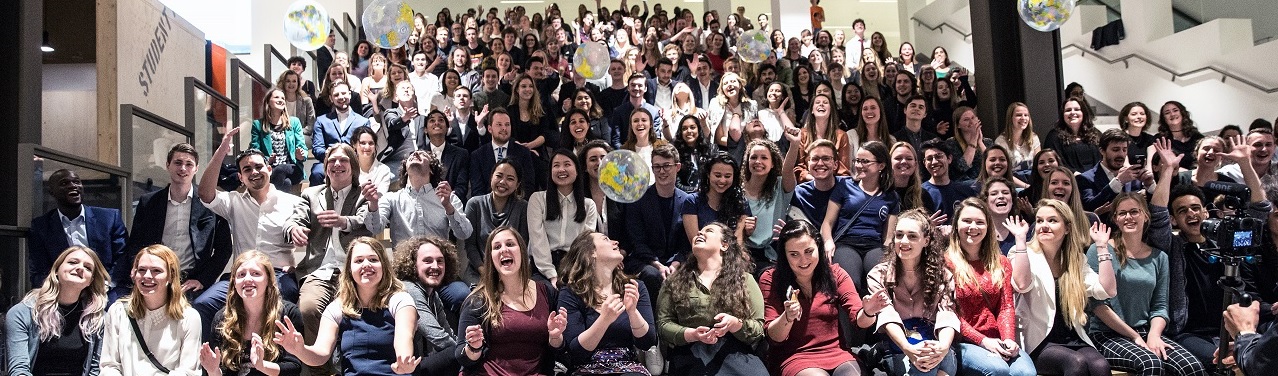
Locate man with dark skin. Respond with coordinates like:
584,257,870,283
27,169,128,291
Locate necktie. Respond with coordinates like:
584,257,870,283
496,146,506,161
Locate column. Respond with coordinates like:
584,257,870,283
968,0,1063,137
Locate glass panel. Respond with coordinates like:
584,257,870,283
128,114,189,202
270,50,290,85
31,157,127,219
193,85,236,161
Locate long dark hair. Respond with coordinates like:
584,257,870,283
698,152,746,228
742,139,783,203
1157,100,1203,140
1028,149,1060,203
666,222,755,319
884,209,951,315
1056,96,1100,145
544,149,589,223
773,219,837,299
860,140,894,192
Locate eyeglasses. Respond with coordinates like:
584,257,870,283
809,156,835,164
1116,209,1142,218
853,158,880,165
652,163,678,172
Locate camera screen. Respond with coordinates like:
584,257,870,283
1233,230,1254,248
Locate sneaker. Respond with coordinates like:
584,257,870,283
643,345,664,375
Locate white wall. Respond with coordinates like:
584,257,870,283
42,64,98,160
248,0,359,75
116,0,206,124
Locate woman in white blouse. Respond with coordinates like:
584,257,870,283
526,149,599,286
100,245,202,376
353,126,394,193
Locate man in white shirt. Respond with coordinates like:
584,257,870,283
409,50,441,109
445,86,485,152
27,169,128,294
191,127,305,337
845,19,868,67
645,58,678,109
286,143,372,375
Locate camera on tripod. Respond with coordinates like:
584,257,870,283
1199,181,1265,255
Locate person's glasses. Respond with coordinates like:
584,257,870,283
809,156,835,164
652,163,677,172
853,158,879,165
1116,209,1142,218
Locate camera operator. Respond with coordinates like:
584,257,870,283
1158,135,1273,366
1222,302,1277,375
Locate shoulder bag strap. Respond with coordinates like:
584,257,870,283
129,317,172,374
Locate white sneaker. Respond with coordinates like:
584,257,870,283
643,346,664,375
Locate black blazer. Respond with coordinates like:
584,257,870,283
126,185,232,289
445,114,486,153
644,77,680,106
422,141,472,199
468,143,536,200
688,76,721,109
29,206,128,287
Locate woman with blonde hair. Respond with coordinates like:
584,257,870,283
558,231,657,374
5,246,110,375
360,54,390,105
794,93,852,182
945,199,1036,376
455,226,569,375
663,82,704,140
707,72,759,151
198,251,303,376
995,102,1040,174
1009,199,1116,376
889,141,932,211
273,237,420,375
100,245,202,375
275,70,316,135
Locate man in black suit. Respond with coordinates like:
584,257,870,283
421,109,471,198
468,107,535,199
687,54,720,109
316,33,336,84
28,169,128,292
444,86,486,153
125,144,232,300
645,58,680,109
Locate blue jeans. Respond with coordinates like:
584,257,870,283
957,342,1036,376
192,269,299,340
438,280,471,313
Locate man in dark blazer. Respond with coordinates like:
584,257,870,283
28,169,128,289
421,109,471,199
125,144,232,300
644,57,680,107
312,81,370,186
1079,129,1147,213
316,33,336,85
469,108,535,199
688,54,721,109
444,86,487,153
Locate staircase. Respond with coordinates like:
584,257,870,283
911,0,1278,134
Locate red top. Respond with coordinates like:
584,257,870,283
761,266,864,376
950,256,1017,344
474,286,552,376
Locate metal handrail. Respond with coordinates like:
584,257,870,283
1061,44,1278,94
331,18,348,41
265,44,290,82
911,17,972,40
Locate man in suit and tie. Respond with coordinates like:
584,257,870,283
469,107,535,199
28,169,128,290
1079,129,1151,214
311,80,370,185
421,109,471,198
645,58,680,109
125,143,232,301
445,86,487,153
285,143,372,375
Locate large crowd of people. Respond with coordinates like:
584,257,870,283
11,1,1278,376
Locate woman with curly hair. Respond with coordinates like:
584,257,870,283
1011,200,1116,376
273,237,420,375
5,246,110,375
100,245,202,375
1156,101,1204,170
393,236,464,375
762,219,865,376
657,222,767,375
1042,97,1101,172
557,231,657,374
945,200,1036,376
455,226,568,375
199,251,304,376
672,115,718,193
862,208,959,375
821,140,898,289
740,133,801,270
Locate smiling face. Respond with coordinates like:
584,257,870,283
1047,171,1073,201
325,148,354,188
905,99,926,121
57,249,96,291
167,151,197,185
1196,138,1224,168
923,148,949,178
426,112,449,139
680,118,701,145
630,111,652,141
783,234,820,280
1034,206,1070,244
415,243,447,288
890,145,917,180
490,163,519,198
985,181,1013,216
1036,152,1059,178
489,229,523,276
1249,132,1276,162
955,206,988,247
692,223,728,254
584,147,607,179
348,243,384,286
1124,105,1147,130
550,153,578,188
892,218,928,262
568,113,590,141
590,233,624,265
489,112,512,143
853,149,881,181
233,258,269,300
1063,100,1084,128
708,162,734,194
270,90,287,111
132,254,169,297
1113,197,1148,235
356,133,378,159
747,144,774,177
1160,103,1182,128
1171,195,1206,238
984,148,1009,177
861,99,881,126
237,154,271,192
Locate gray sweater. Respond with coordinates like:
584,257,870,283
5,298,102,376
462,194,530,283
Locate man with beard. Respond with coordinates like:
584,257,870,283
881,71,917,134
890,95,940,154
395,236,464,375
921,139,977,221
27,169,128,290
1079,129,1150,214
125,144,232,301
621,144,694,303
311,81,370,185
1157,136,1272,366
286,143,373,376
193,127,305,338
469,108,536,197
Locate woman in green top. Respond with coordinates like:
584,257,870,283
656,222,767,376
250,88,308,192
1086,139,1207,376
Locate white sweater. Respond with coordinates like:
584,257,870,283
99,301,202,376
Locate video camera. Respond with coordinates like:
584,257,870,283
1199,181,1265,255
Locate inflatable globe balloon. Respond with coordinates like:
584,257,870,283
362,0,414,49
573,41,609,80
598,150,652,203
736,29,772,63
283,0,330,51
1018,0,1076,32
